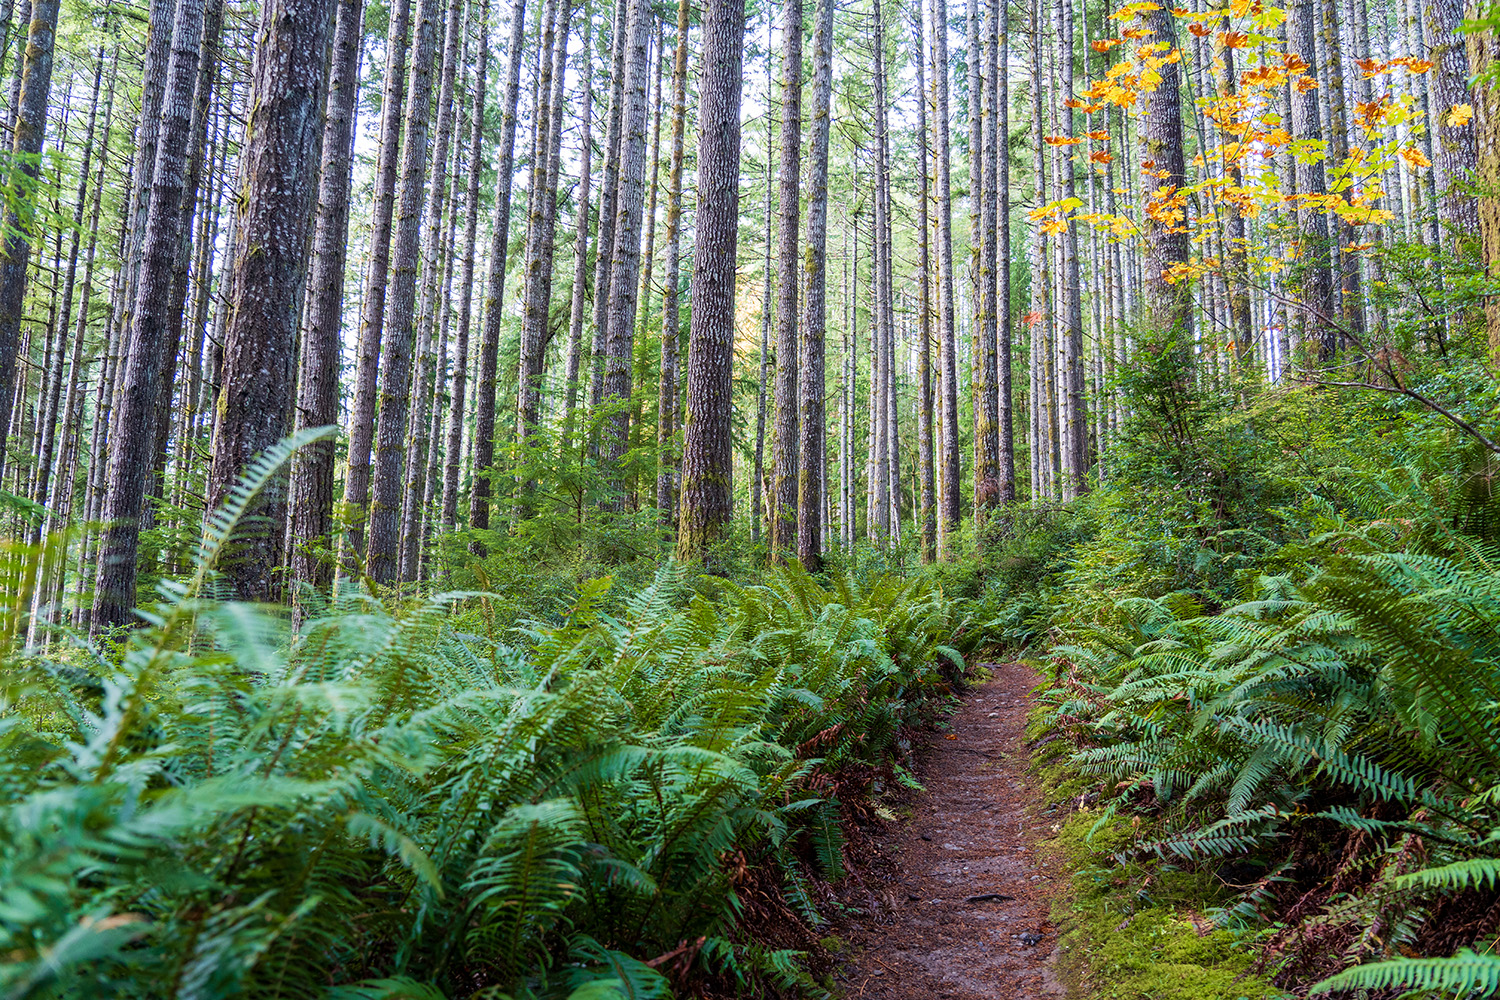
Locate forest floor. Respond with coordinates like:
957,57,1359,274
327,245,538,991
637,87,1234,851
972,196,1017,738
830,661,1069,1000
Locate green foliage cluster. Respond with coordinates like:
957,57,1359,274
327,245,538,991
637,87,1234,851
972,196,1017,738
1017,358,1500,995
0,455,963,999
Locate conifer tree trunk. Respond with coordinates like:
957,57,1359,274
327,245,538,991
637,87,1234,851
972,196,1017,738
600,0,654,476
399,0,465,576
92,0,207,630
656,0,688,523
676,0,744,562
932,0,960,553
517,0,566,492
442,0,489,529
798,0,832,571
1468,19,1500,365
975,0,1001,510
997,0,1014,503
341,0,413,562
967,0,985,514
0,0,59,480
914,0,935,563
366,0,444,583
1216,23,1254,369
771,0,801,560
562,3,593,453
752,25,772,545
292,0,364,593
1427,0,1478,236
1053,0,1086,497
468,0,527,544
1319,0,1364,336
1141,2,1190,338
208,0,337,602
1290,0,1336,356
588,0,630,416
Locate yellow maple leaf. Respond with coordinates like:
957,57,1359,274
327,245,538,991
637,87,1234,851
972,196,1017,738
1445,103,1474,127
1399,146,1431,169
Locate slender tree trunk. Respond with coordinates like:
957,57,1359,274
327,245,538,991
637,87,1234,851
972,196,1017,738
400,0,466,577
914,0,935,563
976,0,1001,510
656,0,688,523
752,23,772,545
997,0,1014,504
0,0,60,481
468,0,527,545
366,0,444,583
798,0,832,571
1319,0,1364,336
600,0,654,476
676,0,744,562
562,2,593,453
932,0,960,553
93,0,207,630
341,0,413,563
967,0,985,515
588,0,630,417
771,0,802,560
1290,0,1336,356
291,0,365,592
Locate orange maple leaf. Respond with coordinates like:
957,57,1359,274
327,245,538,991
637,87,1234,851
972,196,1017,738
1188,22,1212,35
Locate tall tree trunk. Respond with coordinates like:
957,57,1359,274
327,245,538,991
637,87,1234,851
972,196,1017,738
914,0,935,563
771,0,802,560
0,0,60,481
588,0,631,416
600,0,654,477
976,0,1001,510
1427,0,1479,237
1053,0,1086,497
400,0,466,577
967,0,985,513
468,0,527,545
291,0,365,592
1142,4,1191,338
93,0,207,630
208,0,336,601
676,0,744,562
1290,0,1336,357
932,0,960,554
656,0,688,523
562,1,593,454
1320,0,1364,336
1468,17,1500,366
798,0,832,571
752,21,772,545
444,0,490,528
366,0,444,583
341,0,413,563
997,0,1015,503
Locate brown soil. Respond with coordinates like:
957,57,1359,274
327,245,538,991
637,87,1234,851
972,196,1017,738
831,662,1067,1000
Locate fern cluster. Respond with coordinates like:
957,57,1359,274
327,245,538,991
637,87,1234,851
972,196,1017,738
1041,503,1500,994
1,512,959,1000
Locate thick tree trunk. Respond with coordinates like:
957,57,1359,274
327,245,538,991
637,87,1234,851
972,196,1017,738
771,0,802,560
967,0,985,513
366,0,444,583
676,0,744,562
1427,0,1479,236
291,0,365,592
207,0,336,602
588,0,631,417
1141,4,1191,338
93,0,207,630
798,0,832,571
997,0,1015,504
468,0,527,544
976,0,1001,510
656,0,688,523
0,0,60,481
752,25,772,545
1320,0,1365,336
1290,0,1336,357
1467,17,1500,366
341,0,413,563
1053,0,1086,497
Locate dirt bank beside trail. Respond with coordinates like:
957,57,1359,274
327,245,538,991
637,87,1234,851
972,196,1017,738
832,662,1067,1000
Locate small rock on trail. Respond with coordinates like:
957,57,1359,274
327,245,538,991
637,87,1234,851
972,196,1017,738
831,662,1066,1000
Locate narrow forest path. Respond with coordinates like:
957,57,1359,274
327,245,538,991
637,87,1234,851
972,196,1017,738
831,661,1068,1000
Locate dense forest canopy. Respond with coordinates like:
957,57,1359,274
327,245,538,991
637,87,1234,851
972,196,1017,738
2,0,1500,992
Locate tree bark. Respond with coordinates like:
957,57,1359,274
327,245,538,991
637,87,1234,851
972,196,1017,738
656,0,688,523
468,0,527,544
1142,4,1191,338
1290,0,1336,357
208,0,337,602
915,0,935,563
798,0,832,571
932,0,960,553
771,0,802,560
1427,0,1479,236
366,0,444,583
676,0,744,562
291,0,365,592
341,0,413,563
562,1,593,454
93,0,207,630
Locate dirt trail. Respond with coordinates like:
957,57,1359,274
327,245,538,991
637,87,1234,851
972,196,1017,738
832,661,1066,1000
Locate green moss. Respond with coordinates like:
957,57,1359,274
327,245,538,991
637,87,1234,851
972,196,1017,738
1046,804,1286,1000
